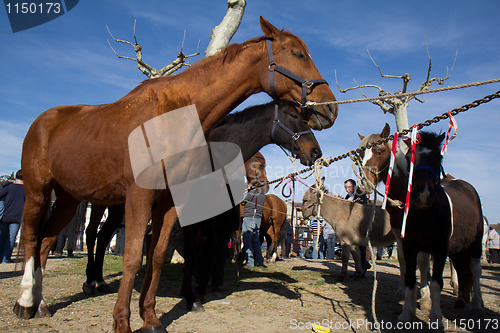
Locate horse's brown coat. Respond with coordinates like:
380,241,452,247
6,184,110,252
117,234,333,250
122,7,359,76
16,17,338,332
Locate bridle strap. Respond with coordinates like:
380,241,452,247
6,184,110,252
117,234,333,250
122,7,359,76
270,104,313,158
266,39,328,109
414,165,446,186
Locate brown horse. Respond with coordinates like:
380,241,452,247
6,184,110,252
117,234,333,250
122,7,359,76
260,194,287,262
16,17,338,332
358,124,432,301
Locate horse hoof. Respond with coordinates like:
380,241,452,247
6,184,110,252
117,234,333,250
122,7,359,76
82,281,97,295
139,324,167,333
398,311,414,322
13,302,37,319
35,302,52,318
96,281,113,294
191,301,205,312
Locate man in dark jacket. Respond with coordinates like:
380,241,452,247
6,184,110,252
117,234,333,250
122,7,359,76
0,170,25,263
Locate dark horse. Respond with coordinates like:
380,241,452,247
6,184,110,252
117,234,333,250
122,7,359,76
397,131,483,327
82,101,320,296
16,17,337,333
359,125,484,323
181,101,322,311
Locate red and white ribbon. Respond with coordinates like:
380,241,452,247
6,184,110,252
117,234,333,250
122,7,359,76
382,132,399,210
401,125,420,239
441,111,458,155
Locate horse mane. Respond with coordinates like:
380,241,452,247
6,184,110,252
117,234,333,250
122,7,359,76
223,35,268,64
418,131,445,152
216,102,273,127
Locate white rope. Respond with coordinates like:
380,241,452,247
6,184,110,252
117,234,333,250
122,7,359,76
306,78,500,107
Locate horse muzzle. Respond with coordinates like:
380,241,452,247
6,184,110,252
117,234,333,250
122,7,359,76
305,103,337,130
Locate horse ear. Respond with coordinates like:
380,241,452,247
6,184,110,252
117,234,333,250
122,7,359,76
438,132,446,143
358,133,365,140
381,123,391,138
260,16,280,39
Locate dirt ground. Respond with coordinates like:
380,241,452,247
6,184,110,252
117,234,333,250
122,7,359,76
0,254,499,333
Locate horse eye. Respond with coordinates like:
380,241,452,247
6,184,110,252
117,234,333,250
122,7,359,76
293,51,306,60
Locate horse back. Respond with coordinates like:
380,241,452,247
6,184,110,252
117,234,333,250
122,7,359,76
442,179,483,257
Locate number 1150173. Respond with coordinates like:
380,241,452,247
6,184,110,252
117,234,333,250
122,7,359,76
5,2,62,14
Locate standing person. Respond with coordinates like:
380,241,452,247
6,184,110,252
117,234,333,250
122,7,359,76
487,227,500,264
309,218,324,259
344,179,371,274
283,220,293,259
54,201,87,257
324,221,336,260
241,186,266,268
0,170,25,263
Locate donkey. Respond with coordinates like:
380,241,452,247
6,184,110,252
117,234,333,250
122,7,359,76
302,182,394,280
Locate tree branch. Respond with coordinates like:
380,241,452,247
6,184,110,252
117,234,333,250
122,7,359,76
107,22,200,79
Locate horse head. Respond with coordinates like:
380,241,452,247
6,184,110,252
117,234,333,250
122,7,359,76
272,103,322,166
245,152,269,194
357,123,392,192
410,131,446,209
258,17,338,130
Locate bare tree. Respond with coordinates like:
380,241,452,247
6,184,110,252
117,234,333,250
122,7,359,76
336,37,457,151
107,20,200,79
107,0,246,79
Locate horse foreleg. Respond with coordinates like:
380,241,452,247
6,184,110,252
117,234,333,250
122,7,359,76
180,224,203,311
113,188,153,333
139,196,176,331
351,246,363,278
395,235,406,298
417,252,431,311
339,243,350,281
429,255,446,329
83,204,106,295
398,252,418,323
93,205,124,293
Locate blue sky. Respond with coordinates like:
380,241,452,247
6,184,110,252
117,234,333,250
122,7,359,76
1,1,499,223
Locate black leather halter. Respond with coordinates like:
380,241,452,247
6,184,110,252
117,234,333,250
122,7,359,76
271,103,313,159
266,39,328,110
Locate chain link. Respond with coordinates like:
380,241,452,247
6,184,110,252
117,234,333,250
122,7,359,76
259,90,500,188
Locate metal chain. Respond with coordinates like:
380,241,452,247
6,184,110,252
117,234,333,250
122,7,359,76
259,90,500,188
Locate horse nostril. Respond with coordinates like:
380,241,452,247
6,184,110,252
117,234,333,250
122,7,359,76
311,147,322,160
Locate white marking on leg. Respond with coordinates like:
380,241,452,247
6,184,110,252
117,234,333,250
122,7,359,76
417,252,431,309
429,281,443,329
18,257,43,307
398,286,417,322
470,257,484,310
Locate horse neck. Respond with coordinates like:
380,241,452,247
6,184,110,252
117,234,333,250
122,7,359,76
207,105,273,162
386,151,409,201
160,42,266,132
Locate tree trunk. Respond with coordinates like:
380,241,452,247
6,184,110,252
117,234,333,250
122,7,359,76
205,0,246,57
